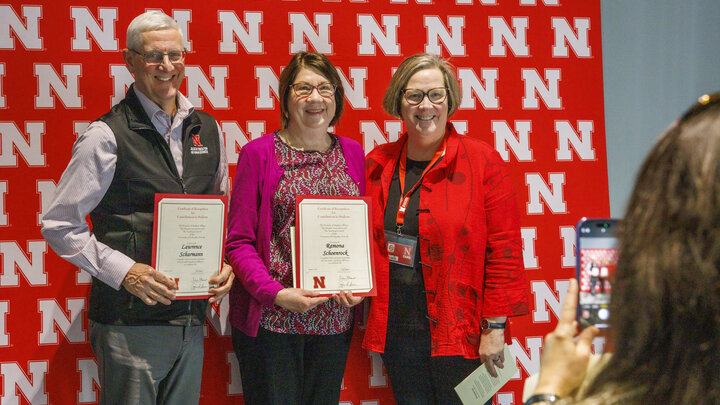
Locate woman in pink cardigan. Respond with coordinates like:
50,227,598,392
224,52,365,405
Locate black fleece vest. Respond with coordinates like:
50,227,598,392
87,85,221,325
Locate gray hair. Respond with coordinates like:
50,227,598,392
382,53,461,118
126,11,183,50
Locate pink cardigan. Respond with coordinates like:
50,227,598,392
225,132,366,336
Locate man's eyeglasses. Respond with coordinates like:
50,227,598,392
679,92,720,123
131,49,187,65
402,87,448,105
289,82,337,98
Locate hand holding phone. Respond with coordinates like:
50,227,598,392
576,218,618,329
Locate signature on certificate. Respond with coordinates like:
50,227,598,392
338,274,359,289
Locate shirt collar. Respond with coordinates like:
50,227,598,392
134,88,195,121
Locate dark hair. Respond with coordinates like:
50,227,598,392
583,96,720,404
278,52,344,129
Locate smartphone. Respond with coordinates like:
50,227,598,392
576,218,619,329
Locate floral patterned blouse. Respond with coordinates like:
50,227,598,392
259,132,358,334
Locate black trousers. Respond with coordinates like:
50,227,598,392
231,326,353,405
381,327,492,405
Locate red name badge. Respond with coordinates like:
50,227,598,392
385,231,418,268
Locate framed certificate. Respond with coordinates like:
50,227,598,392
151,194,228,299
293,196,376,297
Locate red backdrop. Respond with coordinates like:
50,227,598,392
0,1,608,403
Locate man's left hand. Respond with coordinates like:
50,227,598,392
208,263,234,304
479,328,506,377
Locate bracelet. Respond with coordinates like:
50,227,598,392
524,393,560,405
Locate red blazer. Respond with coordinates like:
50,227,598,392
362,124,529,358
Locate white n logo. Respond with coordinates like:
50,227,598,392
38,299,86,344
525,173,567,214
337,67,368,109
70,7,118,51
519,0,559,4
488,16,529,57
458,68,499,109
0,5,42,50
0,301,8,346
0,361,48,405
221,121,266,164
424,16,465,56
206,294,230,336
36,180,57,225
226,353,243,395
455,0,497,4
185,66,229,109
360,121,403,155
357,14,400,56
77,359,100,403
289,13,332,54
531,279,569,323
109,64,133,107
520,227,538,269
218,11,263,54
0,63,6,107
492,120,532,161
552,17,591,58
560,226,577,268
522,68,561,110
0,181,7,226
555,120,595,161
34,64,83,108
0,241,48,286
510,338,543,380
254,67,280,109
0,122,45,167
368,350,388,387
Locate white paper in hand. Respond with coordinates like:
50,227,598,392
454,344,518,404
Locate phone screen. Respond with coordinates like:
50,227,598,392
576,218,618,329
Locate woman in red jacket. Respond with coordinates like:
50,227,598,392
363,53,529,404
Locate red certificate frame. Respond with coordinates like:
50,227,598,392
151,193,228,300
293,195,376,297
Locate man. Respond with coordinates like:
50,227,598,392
41,11,233,404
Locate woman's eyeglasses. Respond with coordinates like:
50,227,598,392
289,82,337,98
401,87,448,105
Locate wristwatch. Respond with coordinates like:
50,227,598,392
481,319,506,330
524,393,560,404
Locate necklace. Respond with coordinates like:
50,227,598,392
278,130,332,152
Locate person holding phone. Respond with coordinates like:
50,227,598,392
524,92,720,405
225,51,365,405
363,53,529,404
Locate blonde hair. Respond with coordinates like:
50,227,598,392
382,53,461,118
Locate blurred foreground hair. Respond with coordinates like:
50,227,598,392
582,93,720,404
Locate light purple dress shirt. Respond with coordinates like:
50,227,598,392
41,89,228,290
